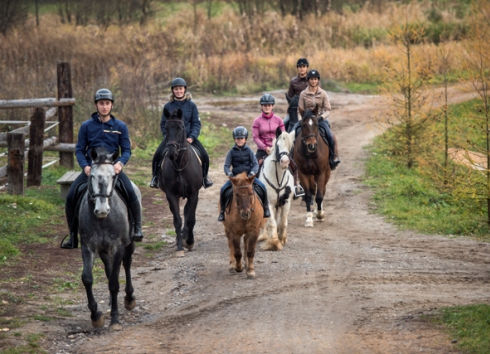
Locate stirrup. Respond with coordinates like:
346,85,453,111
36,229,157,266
203,176,214,189
150,176,159,189
294,185,305,197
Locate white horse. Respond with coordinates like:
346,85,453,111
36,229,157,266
258,127,295,251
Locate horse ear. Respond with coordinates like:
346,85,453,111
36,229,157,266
89,148,98,162
110,151,119,162
247,175,255,184
313,104,319,117
229,175,237,185
176,109,183,119
275,126,282,139
164,107,170,119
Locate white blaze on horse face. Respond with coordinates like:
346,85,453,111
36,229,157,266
309,119,313,126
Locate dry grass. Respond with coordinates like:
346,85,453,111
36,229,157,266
0,1,470,140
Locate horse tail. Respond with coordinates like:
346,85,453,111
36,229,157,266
278,186,292,207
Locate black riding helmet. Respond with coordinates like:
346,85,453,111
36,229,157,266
233,126,248,139
297,58,309,67
260,93,275,105
307,69,320,79
94,88,114,103
171,77,187,89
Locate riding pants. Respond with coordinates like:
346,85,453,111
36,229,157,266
219,178,269,213
152,137,210,178
65,170,139,233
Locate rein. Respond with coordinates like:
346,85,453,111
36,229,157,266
166,118,191,172
88,162,119,202
264,144,291,209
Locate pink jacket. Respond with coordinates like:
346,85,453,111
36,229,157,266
252,112,285,151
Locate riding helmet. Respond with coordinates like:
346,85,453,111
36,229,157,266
171,77,187,89
233,126,248,139
94,88,114,103
307,69,320,80
296,58,309,67
260,93,275,105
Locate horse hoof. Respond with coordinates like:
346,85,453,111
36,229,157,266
246,270,256,279
316,210,325,220
257,233,267,242
235,266,243,273
124,297,136,311
183,241,194,251
109,323,123,332
91,312,106,328
261,241,283,251
175,250,185,258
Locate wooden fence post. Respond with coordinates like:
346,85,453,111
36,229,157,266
27,107,46,187
57,61,74,169
7,132,25,196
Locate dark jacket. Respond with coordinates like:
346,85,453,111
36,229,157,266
224,144,259,177
160,93,201,141
75,113,131,170
287,75,309,98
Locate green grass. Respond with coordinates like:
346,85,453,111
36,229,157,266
437,304,490,354
365,142,490,237
143,241,167,251
0,167,67,266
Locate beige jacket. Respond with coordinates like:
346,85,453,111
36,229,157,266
298,86,331,120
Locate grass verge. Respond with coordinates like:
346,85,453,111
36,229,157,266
435,304,490,354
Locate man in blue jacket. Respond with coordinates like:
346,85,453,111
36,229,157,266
150,77,213,189
60,89,144,249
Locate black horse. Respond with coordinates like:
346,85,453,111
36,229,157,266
158,108,203,257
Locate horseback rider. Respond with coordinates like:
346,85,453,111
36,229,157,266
61,88,144,249
252,94,305,198
218,126,271,222
293,69,341,170
284,58,310,132
150,77,213,189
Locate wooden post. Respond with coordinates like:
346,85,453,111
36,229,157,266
57,61,74,169
27,107,45,187
7,132,25,196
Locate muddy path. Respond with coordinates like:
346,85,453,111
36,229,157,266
3,88,490,353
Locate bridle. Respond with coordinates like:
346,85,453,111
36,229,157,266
228,184,256,214
166,118,190,171
300,117,319,156
263,139,291,208
88,162,119,202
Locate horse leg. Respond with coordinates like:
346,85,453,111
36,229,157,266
277,203,290,246
232,236,243,273
81,246,105,328
183,193,198,251
299,174,314,227
261,208,282,251
225,230,237,273
123,241,136,311
102,248,124,332
244,232,259,279
315,175,327,221
168,195,184,256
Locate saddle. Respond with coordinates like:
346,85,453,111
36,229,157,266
223,183,266,211
160,145,202,166
72,179,136,235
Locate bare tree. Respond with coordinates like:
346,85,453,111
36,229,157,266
0,0,28,35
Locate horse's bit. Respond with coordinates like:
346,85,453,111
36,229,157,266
88,162,119,202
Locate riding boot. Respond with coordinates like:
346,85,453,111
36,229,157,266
150,175,159,189
263,199,271,218
288,160,305,198
61,207,78,249
217,191,227,222
325,128,341,170
129,201,144,242
203,175,214,189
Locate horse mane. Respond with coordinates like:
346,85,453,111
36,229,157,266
90,146,117,165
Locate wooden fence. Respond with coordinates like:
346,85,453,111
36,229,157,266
0,62,76,195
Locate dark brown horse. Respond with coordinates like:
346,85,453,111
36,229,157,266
158,108,203,257
219,172,265,278
293,106,331,227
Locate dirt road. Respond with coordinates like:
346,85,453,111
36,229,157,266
14,89,490,353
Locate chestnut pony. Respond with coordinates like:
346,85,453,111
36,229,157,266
219,172,266,278
293,106,332,227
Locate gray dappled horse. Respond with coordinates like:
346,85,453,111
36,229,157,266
79,147,140,332
158,108,203,257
